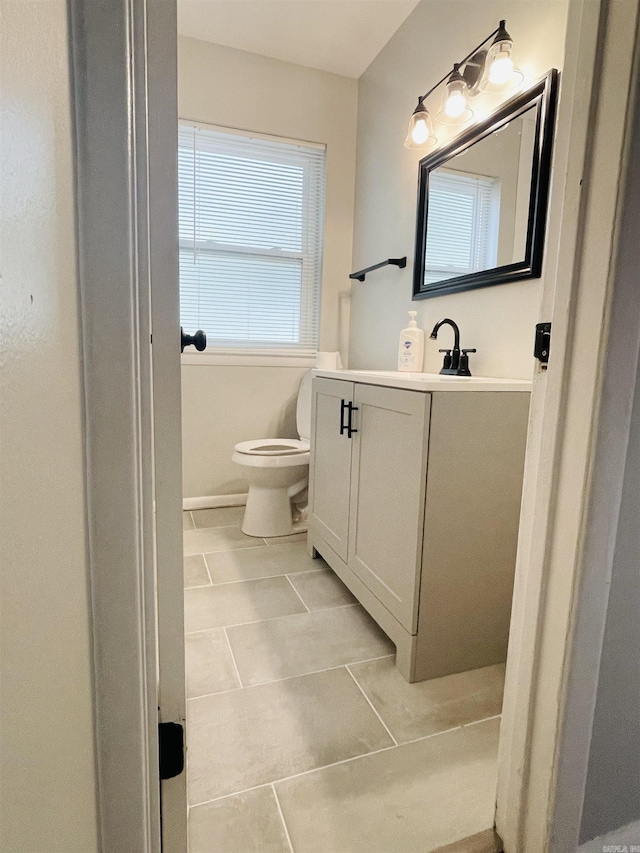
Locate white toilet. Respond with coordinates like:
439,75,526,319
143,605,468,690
232,371,313,538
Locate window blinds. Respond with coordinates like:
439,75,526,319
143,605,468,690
424,170,500,284
178,122,326,353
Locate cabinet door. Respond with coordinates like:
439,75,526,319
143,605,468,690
348,384,430,632
309,378,354,561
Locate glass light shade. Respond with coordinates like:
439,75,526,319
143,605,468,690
479,29,524,94
436,67,473,125
404,103,438,150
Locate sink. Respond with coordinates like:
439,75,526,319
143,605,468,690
350,370,480,383
312,368,532,393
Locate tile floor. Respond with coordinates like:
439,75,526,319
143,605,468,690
183,509,505,853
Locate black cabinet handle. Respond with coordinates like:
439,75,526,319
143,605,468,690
340,399,348,435
181,327,207,353
347,404,358,438
340,400,359,438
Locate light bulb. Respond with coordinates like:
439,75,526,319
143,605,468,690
445,91,467,119
411,118,430,144
404,103,437,149
478,22,524,93
436,65,473,126
489,51,514,85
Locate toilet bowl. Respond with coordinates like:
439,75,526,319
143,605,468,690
232,371,313,538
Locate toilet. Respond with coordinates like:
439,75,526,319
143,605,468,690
232,371,313,538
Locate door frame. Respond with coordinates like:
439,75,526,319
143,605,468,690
70,0,640,850
497,0,640,848
70,0,185,850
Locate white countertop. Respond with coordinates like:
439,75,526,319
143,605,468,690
312,368,532,392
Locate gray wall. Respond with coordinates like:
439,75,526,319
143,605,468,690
0,1,98,849
350,0,568,378
579,361,640,843
182,364,307,496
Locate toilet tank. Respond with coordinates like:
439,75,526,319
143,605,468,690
296,370,313,441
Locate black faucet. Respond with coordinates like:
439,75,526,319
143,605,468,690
429,318,476,377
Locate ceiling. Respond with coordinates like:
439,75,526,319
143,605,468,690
177,0,421,78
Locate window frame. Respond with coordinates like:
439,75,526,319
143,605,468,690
178,119,325,365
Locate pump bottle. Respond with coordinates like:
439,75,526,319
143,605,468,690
397,311,424,372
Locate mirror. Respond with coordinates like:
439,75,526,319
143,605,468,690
413,70,558,299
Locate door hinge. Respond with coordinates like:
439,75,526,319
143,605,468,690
534,322,551,365
159,721,184,780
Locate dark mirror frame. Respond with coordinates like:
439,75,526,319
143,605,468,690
412,69,559,300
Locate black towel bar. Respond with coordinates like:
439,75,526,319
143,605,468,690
349,257,407,282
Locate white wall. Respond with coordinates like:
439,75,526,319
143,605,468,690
182,365,308,496
0,2,98,850
350,0,568,379
178,37,357,497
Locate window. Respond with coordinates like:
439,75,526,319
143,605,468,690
178,122,326,355
424,169,500,284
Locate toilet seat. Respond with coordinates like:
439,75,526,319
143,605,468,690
234,438,310,457
232,448,310,469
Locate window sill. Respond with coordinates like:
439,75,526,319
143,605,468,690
181,350,317,368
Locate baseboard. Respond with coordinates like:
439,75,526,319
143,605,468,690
579,819,640,852
182,493,248,511
430,828,502,853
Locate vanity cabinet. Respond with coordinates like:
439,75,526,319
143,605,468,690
308,373,530,683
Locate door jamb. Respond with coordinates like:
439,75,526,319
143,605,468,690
547,3,640,844
497,0,640,848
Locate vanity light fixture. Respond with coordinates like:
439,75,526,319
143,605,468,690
405,20,524,149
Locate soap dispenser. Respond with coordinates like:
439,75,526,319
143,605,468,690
397,311,425,372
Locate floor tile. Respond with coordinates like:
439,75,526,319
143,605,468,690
185,629,240,698
183,511,194,531
227,605,394,686
275,717,500,853
188,787,290,853
187,667,394,804
191,506,246,529
288,568,357,611
184,555,210,589
265,532,307,545
348,659,505,744
183,526,265,557
185,577,306,633
205,541,325,585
